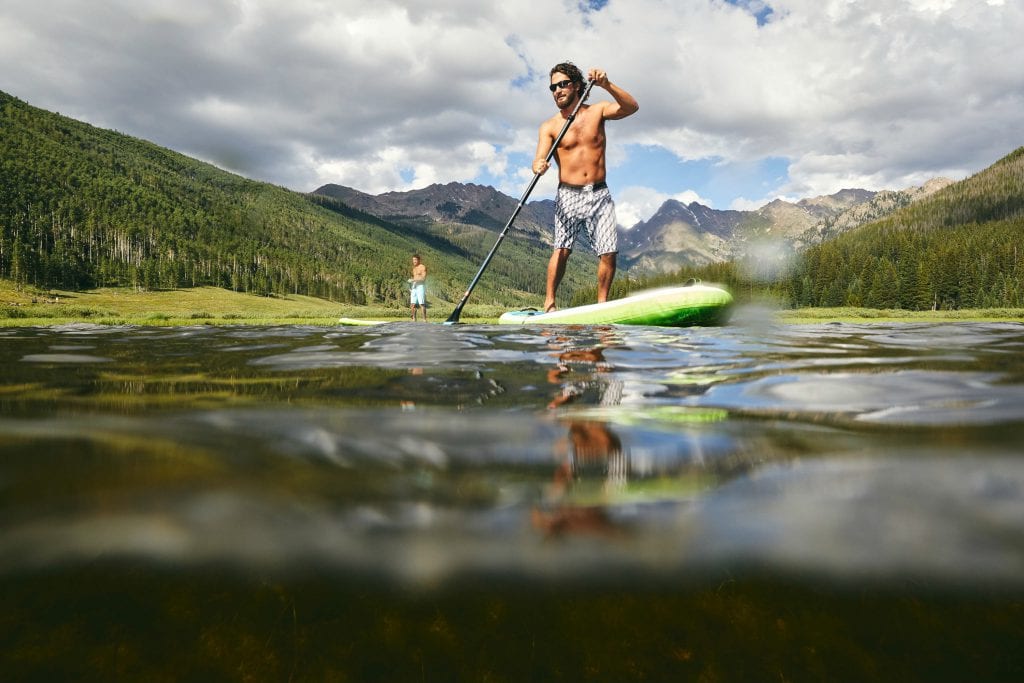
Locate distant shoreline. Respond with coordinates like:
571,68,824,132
775,307,1024,324
2,282,1021,327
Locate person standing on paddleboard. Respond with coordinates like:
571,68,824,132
533,62,638,313
410,254,428,321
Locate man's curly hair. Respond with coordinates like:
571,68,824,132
550,61,588,100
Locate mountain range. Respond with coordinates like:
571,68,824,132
313,183,555,244
313,178,954,275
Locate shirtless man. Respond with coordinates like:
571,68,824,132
409,254,427,321
533,62,638,312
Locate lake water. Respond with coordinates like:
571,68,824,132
2,310,1023,681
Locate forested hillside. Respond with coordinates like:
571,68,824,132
787,147,1024,309
0,91,590,306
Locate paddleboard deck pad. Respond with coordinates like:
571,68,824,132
498,283,733,327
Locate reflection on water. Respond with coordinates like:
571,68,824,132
2,314,1024,680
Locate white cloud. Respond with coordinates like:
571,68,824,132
1,0,1022,206
730,197,770,211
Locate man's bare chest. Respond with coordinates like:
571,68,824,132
558,115,605,151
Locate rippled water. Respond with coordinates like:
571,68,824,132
2,311,1023,681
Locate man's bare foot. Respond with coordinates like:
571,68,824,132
544,303,557,313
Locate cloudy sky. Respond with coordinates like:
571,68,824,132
2,0,1022,226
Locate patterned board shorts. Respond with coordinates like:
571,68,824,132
553,181,618,255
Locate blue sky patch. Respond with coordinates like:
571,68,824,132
724,0,774,26
615,145,790,208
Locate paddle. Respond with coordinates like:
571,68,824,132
445,80,596,324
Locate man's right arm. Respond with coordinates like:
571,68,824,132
533,122,555,175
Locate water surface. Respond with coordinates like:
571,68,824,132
2,312,1023,680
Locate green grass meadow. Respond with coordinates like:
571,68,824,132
0,280,507,326
2,280,1021,327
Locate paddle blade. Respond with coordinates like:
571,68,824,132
445,306,463,324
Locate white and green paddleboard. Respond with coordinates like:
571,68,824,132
498,283,733,327
338,282,733,328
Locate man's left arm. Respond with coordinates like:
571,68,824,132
588,68,639,120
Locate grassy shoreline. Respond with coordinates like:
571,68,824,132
776,306,1024,324
0,282,504,326
2,281,1022,326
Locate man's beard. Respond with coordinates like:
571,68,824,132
555,90,578,110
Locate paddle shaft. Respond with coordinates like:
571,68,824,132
445,81,595,324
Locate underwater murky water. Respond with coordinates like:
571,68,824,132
2,310,1023,680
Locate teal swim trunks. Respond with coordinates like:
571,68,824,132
410,283,425,305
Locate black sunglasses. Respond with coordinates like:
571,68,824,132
549,79,573,92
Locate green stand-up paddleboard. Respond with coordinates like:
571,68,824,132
338,283,732,327
498,283,733,327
